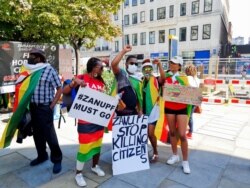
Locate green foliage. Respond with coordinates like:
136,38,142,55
102,69,115,95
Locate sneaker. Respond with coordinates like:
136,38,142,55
182,161,191,174
186,132,192,139
53,162,62,174
75,173,87,187
91,165,105,177
166,155,180,165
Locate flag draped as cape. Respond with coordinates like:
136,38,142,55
0,63,47,148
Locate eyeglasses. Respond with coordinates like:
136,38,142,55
129,62,138,66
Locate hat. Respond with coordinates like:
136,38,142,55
29,48,46,59
141,58,153,69
169,56,183,66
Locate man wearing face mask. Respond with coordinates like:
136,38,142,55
111,45,142,116
141,59,165,163
26,48,63,174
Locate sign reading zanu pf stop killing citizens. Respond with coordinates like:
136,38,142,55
68,87,118,127
112,115,150,175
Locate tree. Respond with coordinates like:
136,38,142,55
0,0,122,74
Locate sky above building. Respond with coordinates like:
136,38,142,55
229,0,250,43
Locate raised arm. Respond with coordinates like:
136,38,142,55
153,59,166,84
111,45,132,74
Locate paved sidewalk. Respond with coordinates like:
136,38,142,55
0,103,250,188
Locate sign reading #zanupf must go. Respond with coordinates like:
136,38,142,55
68,87,118,127
112,115,149,175
163,84,202,106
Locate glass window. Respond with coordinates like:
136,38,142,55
150,9,154,21
115,41,119,52
191,26,198,40
169,5,174,18
132,0,137,6
132,33,138,46
132,13,138,24
140,32,146,45
180,3,186,16
159,30,165,43
114,13,118,21
140,0,145,4
157,7,166,20
204,0,212,12
203,24,211,39
192,1,199,14
125,34,130,45
169,28,176,35
150,0,154,2
124,15,129,25
149,31,155,44
124,0,129,6
140,11,145,22
179,27,187,41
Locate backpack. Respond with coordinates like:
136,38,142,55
62,79,77,111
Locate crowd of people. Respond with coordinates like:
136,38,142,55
9,46,201,187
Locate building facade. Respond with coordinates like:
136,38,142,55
81,0,230,70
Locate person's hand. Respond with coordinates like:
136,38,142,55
123,45,132,53
152,58,160,65
74,78,87,87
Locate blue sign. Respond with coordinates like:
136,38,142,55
150,52,168,59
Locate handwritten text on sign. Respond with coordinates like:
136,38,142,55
112,115,149,175
68,87,118,127
163,84,202,106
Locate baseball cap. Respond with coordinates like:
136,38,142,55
169,56,183,66
29,48,46,59
141,58,153,69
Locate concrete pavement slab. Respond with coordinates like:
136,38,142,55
158,179,190,188
168,161,223,188
0,172,30,188
218,178,250,188
99,177,137,188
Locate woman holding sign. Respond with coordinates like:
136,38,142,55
63,57,106,187
164,56,191,174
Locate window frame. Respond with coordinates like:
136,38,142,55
179,27,187,42
140,11,145,23
190,26,198,40
124,15,129,25
149,31,155,44
204,0,212,12
124,34,130,45
169,5,174,18
150,9,154,21
115,41,119,52
140,32,146,45
202,24,211,39
132,13,138,24
159,30,165,43
180,3,186,16
140,0,145,4
191,1,199,15
132,33,138,46
157,7,166,20
169,28,176,35
132,0,138,6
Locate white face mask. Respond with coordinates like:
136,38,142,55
127,64,137,74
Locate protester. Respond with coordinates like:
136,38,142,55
141,58,165,162
185,64,200,139
26,48,63,174
63,57,106,187
164,56,191,174
111,45,142,116
0,93,8,111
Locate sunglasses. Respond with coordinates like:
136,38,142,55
129,62,138,66
143,67,153,72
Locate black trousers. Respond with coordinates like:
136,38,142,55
30,103,62,164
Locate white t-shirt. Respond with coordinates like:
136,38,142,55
187,76,200,88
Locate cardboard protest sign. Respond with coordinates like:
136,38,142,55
112,115,149,175
68,87,118,127
163,84,202,106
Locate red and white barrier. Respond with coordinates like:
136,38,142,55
229,79,250,85
230,98,250,105
202,97,225,104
